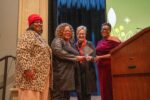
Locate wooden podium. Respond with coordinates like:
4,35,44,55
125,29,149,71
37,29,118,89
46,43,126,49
111,27,150,100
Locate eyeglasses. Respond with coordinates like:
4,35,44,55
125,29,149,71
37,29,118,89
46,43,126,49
102,28,109,31
77,33,86,36
64,30,71,33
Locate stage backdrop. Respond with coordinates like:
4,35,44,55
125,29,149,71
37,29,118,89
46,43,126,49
106,0,150,41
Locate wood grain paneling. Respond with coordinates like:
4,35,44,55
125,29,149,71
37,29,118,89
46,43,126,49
111,27,150,100
111,28,150,75
112,74,150,100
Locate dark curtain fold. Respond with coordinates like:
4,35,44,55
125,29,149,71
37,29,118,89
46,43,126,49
48,0,57,44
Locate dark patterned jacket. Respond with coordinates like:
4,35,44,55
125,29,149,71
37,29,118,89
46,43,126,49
51,37,79,91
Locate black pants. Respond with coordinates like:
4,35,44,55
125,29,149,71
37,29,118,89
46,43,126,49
77,92,91,100
77,71,91,100
52,89,70,100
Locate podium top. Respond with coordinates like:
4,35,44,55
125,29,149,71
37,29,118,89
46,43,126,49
111,26,150,54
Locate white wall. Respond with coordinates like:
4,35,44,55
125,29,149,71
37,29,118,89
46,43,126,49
0,0,18,57
0,0,19,99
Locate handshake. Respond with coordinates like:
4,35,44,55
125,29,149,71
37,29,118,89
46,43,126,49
76,55,94,62
76,55,104,63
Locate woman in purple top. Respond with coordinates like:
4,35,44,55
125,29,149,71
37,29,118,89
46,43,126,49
95,23,121,100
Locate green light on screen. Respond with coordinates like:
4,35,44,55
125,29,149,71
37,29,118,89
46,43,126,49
106,0,150,41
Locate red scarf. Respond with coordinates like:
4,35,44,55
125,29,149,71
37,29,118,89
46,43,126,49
77,39,87,56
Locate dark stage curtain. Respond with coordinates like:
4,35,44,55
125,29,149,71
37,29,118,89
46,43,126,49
58,7,106,45
48,0,106,45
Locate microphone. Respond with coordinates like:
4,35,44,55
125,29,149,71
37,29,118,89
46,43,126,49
136,27,142,30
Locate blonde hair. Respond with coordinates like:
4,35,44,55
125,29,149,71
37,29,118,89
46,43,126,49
55,23,75,42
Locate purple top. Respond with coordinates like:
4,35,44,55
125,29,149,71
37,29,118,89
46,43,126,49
96,39,120,56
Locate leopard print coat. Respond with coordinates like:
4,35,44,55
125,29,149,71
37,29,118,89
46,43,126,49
15,30,53,92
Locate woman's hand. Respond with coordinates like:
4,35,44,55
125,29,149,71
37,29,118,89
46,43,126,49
94,56,101,62
76,56,85,62
23,69,35,81
85,56,93,61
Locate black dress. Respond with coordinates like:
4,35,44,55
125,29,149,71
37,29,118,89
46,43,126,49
75,41,97,100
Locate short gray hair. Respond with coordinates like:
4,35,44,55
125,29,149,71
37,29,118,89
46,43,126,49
76,25,87,35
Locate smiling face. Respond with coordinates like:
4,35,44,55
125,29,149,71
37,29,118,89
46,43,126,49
32,20,43,35
101,24,111,38
62,26,72,41
77,29,86,43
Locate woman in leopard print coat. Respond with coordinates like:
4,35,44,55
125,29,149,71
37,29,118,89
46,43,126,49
15,14,52,100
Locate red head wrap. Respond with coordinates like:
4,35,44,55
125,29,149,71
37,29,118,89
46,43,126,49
28,14,43,26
